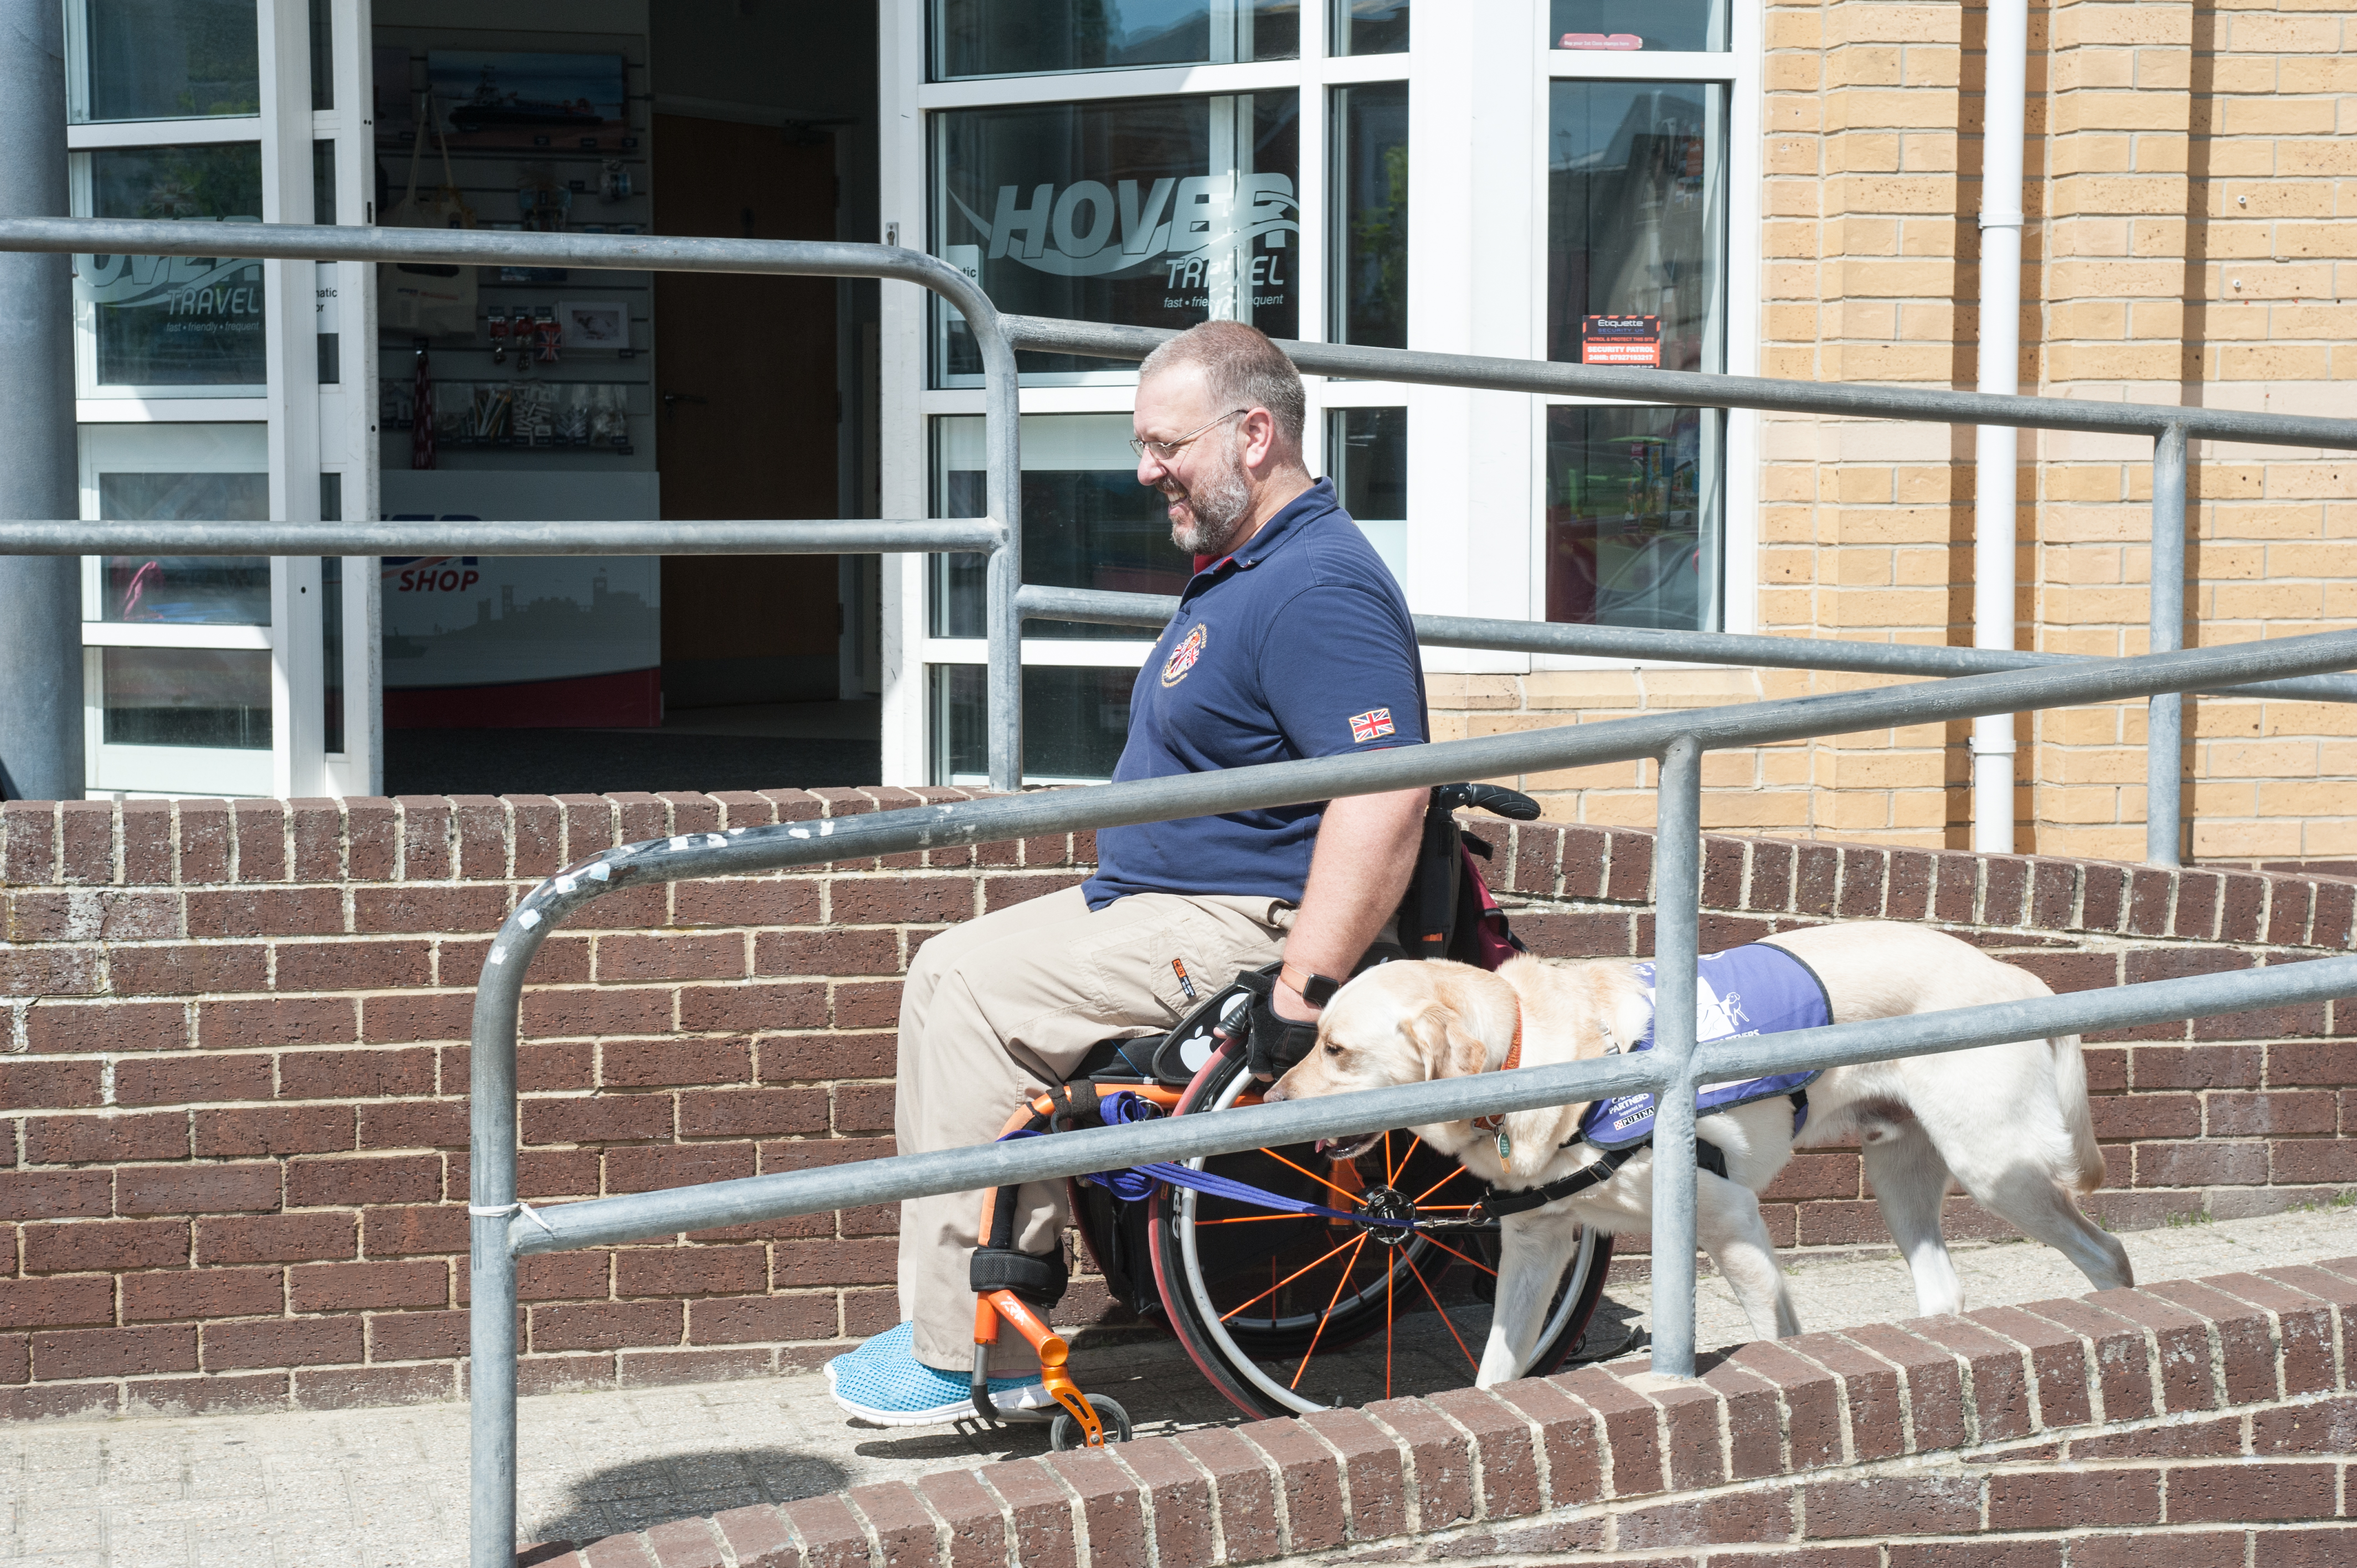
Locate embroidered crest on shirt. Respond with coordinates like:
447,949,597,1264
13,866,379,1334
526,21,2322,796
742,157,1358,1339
1161,623,1208,687
1349,708,1396,744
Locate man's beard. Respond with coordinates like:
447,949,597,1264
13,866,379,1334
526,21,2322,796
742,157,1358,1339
1167,436,1253,556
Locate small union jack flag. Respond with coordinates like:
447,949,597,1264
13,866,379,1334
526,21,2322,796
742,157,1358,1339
1349,708,1396,744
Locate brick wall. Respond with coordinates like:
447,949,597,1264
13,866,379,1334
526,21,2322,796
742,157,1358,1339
1425,0,2357,853
537,1257,2357,1567
1,789,2353,1420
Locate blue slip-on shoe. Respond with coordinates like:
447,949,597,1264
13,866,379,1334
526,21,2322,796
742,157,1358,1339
825,1322,1054,1427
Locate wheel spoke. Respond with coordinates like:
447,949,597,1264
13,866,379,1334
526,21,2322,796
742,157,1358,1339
1218,1231,1365,1323
1412,1233,1497,1278
1386,1133,1421,1185
1412,1162,1475,1205
1193,1214,1321,1225
1257,1147,1368,1204
1289,1234,1368,1389
1402,1250,1481,1375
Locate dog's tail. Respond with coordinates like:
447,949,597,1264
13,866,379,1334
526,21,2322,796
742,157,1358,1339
2050,1033,2107,1193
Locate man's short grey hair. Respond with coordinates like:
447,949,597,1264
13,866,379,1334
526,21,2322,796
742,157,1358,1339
1139,320,1306,450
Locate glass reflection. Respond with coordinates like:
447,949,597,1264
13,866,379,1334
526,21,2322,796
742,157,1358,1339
932,664,1137,785
1544,404,1720,631
1332,0,1408,54
102,647,271,750
931,0,1298,80
99,470,269,625
1332,82,1408,349
80,143,267,389
933,94,1299,382
75,0,259,122
932,414,1187,641
1548,0,1726,52
1546,81,1726,374
1327,406,1407,584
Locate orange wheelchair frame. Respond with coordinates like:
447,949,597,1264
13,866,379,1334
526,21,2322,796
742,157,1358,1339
968,1081,1193,1448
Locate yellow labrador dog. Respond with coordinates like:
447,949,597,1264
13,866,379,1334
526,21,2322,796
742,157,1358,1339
1263,921,2130,1386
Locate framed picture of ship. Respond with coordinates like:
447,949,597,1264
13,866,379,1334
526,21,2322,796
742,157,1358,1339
423,51,629,151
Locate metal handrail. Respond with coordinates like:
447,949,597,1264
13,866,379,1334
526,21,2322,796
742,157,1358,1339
4,219,2356,1566
1016,584,2357,706
459,627,2357,1567
0,217,1032,793
8,215,2357,849
0,519,1001,555
1004,313,2357,449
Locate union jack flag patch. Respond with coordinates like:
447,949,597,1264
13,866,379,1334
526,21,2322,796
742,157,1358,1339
1349,708,1396,744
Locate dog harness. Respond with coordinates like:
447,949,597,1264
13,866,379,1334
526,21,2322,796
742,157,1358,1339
1476,943,1833,1219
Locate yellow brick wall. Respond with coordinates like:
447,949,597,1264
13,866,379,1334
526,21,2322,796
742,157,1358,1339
1435,0,2357,864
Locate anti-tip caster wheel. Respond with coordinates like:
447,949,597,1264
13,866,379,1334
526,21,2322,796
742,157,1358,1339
1048,1394,1134,1450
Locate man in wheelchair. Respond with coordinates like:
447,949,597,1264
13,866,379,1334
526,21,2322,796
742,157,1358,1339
825,320,1435,1426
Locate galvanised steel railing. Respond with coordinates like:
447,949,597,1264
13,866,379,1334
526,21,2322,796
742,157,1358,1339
0,216,1031,795
4,221,2357,1567
998,314,2357,868
6,217,2357,842
460,627,2357,1568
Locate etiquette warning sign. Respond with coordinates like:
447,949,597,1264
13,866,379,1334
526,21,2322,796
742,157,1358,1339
1581,315,1662,367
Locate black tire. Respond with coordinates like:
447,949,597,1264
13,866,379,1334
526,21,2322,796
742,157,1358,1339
1146,1041,1612,1420
1049,1394,1134,1450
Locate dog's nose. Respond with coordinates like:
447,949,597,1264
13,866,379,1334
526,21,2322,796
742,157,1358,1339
1260,1080,1288,1103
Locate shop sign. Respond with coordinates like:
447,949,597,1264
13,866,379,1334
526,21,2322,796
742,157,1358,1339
948,174,1298,285
80,249,267,386
378,472,662,705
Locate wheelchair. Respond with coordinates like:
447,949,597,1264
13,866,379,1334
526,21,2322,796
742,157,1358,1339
967,784,1617,1448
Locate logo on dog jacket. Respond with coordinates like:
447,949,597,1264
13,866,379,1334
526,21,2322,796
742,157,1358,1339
1349,708,1395,744
1161,623,1207,687
1581,943,1832,1151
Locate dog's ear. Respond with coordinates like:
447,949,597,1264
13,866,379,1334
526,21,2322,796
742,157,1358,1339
1407,1004,1489,1080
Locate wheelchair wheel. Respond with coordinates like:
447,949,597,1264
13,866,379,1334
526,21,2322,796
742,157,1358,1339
1147,1041,1612,1420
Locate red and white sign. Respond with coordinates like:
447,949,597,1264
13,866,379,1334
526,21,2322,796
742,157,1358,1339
1350,708,1397,744
1582,314,1663,367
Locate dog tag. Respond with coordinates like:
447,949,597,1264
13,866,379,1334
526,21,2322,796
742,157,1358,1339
1495,1130,1512,1160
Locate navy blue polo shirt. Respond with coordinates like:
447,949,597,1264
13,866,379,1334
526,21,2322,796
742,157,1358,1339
1082,479,1427,910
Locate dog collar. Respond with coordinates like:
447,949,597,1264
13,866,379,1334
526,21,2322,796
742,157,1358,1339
1469,998,1524,1156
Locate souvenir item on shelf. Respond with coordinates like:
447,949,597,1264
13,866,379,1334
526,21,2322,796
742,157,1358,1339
382,92,478,230
487,306,510,364
533,307,563,364
556,384,592,443
601,161,632,202
381,264,476,338
515,162,572,231
555,300,627,353
410,347,435,470
586,384,627,445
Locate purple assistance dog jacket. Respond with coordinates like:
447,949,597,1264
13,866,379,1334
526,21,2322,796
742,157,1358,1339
1578,942,1833,1151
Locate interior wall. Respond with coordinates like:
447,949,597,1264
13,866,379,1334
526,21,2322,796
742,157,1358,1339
652,2,883,702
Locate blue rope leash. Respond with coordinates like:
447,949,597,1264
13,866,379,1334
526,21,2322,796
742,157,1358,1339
1001,1090,1414,1227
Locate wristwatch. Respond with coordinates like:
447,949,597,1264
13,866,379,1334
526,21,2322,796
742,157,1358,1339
1280,962,1344,1009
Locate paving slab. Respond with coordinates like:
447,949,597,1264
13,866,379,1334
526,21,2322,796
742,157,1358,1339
4,1202,2353,1566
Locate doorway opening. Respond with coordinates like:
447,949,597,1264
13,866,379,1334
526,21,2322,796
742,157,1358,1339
373,0,882,797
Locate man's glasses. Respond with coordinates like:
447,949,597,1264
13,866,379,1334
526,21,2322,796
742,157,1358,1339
1130,409,1250,462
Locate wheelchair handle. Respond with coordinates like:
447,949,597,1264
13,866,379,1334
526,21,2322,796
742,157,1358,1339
1435,782,1542,821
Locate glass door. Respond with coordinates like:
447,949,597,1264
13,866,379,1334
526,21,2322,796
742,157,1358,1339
67,0,378,799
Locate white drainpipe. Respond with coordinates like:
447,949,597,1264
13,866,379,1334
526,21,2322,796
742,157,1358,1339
1971,0,2031,854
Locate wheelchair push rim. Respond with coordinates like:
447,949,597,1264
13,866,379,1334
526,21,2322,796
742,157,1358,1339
1147,1041,1610,1420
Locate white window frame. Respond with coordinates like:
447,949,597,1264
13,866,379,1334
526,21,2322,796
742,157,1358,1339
876,0,1765,786
67,0,380,800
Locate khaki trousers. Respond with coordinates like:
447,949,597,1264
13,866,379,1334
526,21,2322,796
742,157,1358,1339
894,885,1294,1373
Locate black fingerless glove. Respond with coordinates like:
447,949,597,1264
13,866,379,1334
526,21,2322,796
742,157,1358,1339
1234,966,1320,1080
